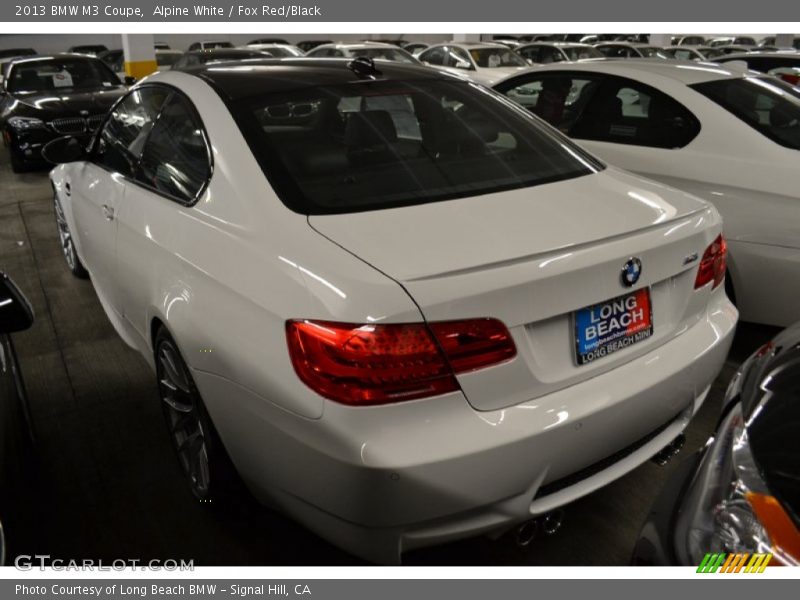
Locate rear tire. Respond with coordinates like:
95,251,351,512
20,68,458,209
53,192,89,279
154,327,241,503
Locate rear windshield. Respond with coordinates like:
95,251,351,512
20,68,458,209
692,76,800,150
469,48,528,68
7,58,121,93
229,79,602,214
562,46,603,61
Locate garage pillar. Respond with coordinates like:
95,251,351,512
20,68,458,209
453,34,482,43
775,33,794,47
122,34,157,80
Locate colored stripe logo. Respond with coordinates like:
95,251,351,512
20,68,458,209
697,553,772,573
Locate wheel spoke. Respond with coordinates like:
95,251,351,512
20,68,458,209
177,429,204,456
160,385,194,413
159,349,190,393
169,411,197,434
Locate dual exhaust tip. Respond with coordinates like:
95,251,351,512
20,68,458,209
515,509,565,548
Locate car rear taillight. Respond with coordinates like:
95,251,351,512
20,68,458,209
286,318,516,406
694,234,728,290
778,73,800,86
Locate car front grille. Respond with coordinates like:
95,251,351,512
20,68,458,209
49,115,105,135
86,115,105,131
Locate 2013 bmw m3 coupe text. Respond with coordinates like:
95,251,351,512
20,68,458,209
45,59,737,563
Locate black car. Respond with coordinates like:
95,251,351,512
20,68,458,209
67,44,108,56
633,323,800,566
0,54,127,172
171,48,278,71
0,273,35,566
0,48,36,60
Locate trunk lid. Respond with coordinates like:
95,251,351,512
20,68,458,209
309,168,718,411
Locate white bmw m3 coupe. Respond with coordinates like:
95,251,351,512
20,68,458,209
45,58,737,563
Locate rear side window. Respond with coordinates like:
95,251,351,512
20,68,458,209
498,73,701,149
691,77,800,150
228,79,602,214
94,87,170,177
137,95,211,203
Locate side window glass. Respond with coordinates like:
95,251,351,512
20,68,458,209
519,47,539,63
570,77,700,148
94,87,169,177
501,75,596,133
421,47,445,65
138,95,211,203
445,47,472,69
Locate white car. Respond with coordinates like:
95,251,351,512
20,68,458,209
594,43,671,59
494,59,800,326
243,43,305,57
516,42,605,65
418,42,530,85
45,60,736,563
304,42,418,64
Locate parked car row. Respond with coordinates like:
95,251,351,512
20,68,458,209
1,37,799,565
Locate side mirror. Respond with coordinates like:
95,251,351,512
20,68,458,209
124,75,137,86
41,136,87,164
455,60,471,70
0,274,34,334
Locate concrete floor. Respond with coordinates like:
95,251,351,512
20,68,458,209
0,150,781,566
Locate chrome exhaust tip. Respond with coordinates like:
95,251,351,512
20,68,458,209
542,509,564,535
515,519,538,547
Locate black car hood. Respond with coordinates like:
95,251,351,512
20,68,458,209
12,87,126,117
740,322,800,529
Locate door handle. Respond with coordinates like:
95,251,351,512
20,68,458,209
101,204,114,221
64,182,71,196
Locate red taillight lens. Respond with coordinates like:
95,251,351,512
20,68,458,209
694,234,728,290
428,318,517,373
286,318,516,406
779,73,800,86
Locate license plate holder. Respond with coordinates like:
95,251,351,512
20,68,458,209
574,288,653,366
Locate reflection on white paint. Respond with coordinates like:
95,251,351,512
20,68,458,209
627,190,672,223
539,252,572,269
279,255,346,299
544,410,569,430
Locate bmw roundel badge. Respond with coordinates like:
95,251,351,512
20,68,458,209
621,257,642,287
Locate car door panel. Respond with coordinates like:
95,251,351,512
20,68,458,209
67,161,125,313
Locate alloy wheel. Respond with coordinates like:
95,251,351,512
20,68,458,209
53,195,76,271
157,339,211,498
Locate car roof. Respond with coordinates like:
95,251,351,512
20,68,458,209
520,42,593,48
172,58,458,100
313,42,402,49
430,42,507,49
7,53,103,64
719,51,800,59
504,58,746,85
185,48,267,56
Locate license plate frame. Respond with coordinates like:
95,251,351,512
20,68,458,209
573,288,653,366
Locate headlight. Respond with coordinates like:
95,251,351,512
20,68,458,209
7,116,45,130
675,401,799,566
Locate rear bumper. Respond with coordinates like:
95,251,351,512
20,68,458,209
194,290,737,564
